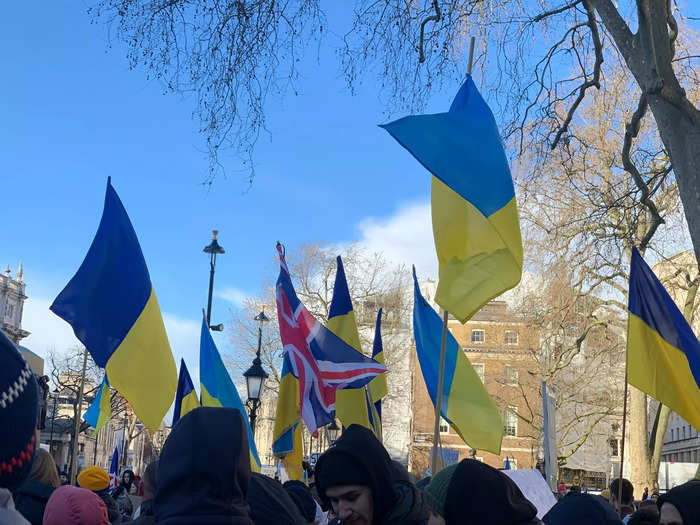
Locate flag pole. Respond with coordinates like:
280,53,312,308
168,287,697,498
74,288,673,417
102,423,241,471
431,309,450,475
617,371,629,518
467,36,476,76
71,346,89,484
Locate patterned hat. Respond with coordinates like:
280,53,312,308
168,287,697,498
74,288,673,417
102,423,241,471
0,328,38,490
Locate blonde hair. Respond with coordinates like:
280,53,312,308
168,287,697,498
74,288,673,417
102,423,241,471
30,449,60,488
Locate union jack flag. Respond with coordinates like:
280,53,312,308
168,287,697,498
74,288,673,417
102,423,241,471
275,243,387,434
108,445,119,489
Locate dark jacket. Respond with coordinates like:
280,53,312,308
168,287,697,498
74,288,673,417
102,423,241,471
101,490,124,524
543,493,622,525
12,480,55,525
315,425,429,525
657,479,700,524
248,473,306,525
153,407,255,525
130,498,155,525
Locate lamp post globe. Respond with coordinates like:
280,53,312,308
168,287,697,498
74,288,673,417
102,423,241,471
245,306,270,433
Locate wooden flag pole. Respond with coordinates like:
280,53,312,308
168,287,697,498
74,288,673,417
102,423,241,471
617,371,629,518
71,346,89,484
431,309,450,475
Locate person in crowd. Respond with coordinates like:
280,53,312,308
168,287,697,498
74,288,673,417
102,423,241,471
627,504,658,525
643,487,649,501
424,458,542,525
557,484,567,500
543,493,622,525
153,406,254,524
13,448,60,525
610,478,635,522
43,485,110,525
77,465,122,523
111,469,134,520
284,480,319,524
0,328,40,525
248,472,307,525
59,472,70,486
131,460,157,524
657,479,700,525
315,424,429,525
569,476,582,495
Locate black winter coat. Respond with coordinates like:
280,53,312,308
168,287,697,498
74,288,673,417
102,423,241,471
12,480,55,525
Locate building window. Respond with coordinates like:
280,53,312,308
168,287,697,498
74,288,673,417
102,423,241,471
504,407,518,437
671,429,675,441
610,438,619,457
694,450,698,463
439,417,449,434
504,330,519,345
502,457,518,470
471,329,485,344
472,363,485,383
683,426,687,440
504,365,519,386
4,303,13,319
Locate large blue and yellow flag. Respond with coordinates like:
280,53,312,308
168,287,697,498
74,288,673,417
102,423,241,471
627,247,700,429
84,374,111,433
382,76,523,322
272,354,304,480
172,359,200,426
413,268,503,453
369,308,388,425
327,256,382,438
199,317,261,472
51,178,177,431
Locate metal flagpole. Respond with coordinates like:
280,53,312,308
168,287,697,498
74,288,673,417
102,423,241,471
71,347,89,484
431,310,450,475
617,371,629,518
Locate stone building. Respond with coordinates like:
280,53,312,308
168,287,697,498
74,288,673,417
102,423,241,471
1,263,29,344
409,298,541,474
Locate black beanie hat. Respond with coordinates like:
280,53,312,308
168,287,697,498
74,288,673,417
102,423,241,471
0,328,38,490
657,480,700,524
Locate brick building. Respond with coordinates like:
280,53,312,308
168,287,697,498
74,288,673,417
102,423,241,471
410,300,541,474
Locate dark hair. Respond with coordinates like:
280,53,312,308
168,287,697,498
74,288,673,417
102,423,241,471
627,505,659,525
610,478,634,505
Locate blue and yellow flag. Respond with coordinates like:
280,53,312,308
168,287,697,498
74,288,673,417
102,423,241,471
413,268,503,454
382,77,523,322
172,359,200,426
84,374,111,433
199,317,261,472
369,308,388,427
328,256,382,438
51,178,177,431
627,247,700,429
272,354,304,480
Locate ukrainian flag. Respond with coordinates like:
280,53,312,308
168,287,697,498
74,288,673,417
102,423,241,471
382,76,523,323
272,354,304,480
172,359,200,426
627,247,700,430
199,317,261,472
84,374,111,433
51,178,177,432
327,256,382,437
369,308,388,431
413,268,503,453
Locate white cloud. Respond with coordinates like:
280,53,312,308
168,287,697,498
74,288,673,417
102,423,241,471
21,296,80,359
354,200,438,278
162,313,201,387
215,286,249,308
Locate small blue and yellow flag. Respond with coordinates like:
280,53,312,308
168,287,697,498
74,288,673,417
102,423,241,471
199,316,261,472
51,178,177,431
272,354,304,480
172,359,200,426
413,268,503,454
84,374,111,433
382,76,523,322
328,256,382,438
627,247,700,430
369,308,388,425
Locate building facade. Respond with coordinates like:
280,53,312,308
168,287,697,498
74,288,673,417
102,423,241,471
1,263,29,343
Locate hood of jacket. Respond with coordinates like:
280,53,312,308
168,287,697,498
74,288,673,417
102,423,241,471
315,425,396,524
657,480,700,524
248,473,306,525
13,480,55,525
543,494,621,525
383,481,429,525
153,407,254,525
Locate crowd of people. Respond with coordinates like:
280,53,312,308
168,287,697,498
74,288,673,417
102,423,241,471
3,317,700,524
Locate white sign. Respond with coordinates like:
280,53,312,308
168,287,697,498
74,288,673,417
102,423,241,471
504,469,557,519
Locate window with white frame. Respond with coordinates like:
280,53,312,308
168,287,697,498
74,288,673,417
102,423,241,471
504,365,519,386
472,363,485,383
471,329,485,344
502,457,518,470
504,330,519,345
504,406,518,436
439,417,449,434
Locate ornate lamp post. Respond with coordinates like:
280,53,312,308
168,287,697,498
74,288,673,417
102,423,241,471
203,230,225,331
326,416,340,444
244,307,270,433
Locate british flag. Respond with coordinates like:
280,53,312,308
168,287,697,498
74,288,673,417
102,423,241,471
275,243,387,434
108,445,119,489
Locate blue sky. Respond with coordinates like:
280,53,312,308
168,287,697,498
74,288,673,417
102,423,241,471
0,3,445,386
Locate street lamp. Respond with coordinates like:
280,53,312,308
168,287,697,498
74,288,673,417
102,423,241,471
49,389,59,458
203,230,225,330
327,416,339,443
244,307,270,433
